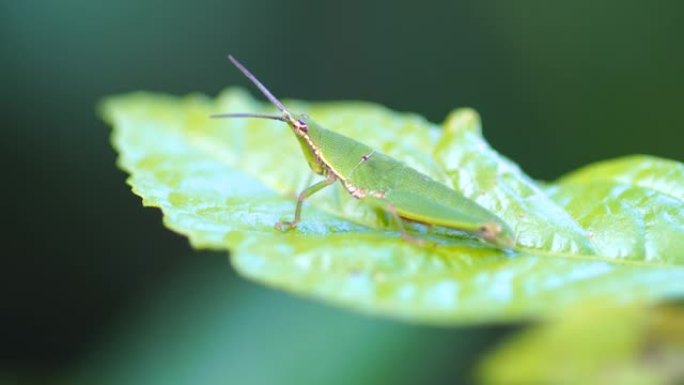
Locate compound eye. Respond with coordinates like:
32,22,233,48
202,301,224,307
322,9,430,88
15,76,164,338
296,120,308,133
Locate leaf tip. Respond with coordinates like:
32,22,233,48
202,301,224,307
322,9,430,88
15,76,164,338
443,108,482,135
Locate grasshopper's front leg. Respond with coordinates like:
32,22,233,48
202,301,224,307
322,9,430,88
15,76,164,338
276,175,337,231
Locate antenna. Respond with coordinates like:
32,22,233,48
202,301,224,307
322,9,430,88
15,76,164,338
210,113,286,121
228,55,289,116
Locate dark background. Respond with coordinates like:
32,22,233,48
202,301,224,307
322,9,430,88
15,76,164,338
3,0,683,383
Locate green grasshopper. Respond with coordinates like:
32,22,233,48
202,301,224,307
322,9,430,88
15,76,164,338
213,55,515,248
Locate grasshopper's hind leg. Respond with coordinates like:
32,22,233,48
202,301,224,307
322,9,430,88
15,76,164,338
384,203,427,247
276,175,337,231
362,197,424,245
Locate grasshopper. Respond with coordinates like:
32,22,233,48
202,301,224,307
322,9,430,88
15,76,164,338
213,55,515,248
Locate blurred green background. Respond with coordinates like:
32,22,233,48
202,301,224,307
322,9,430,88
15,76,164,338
3,0,683,383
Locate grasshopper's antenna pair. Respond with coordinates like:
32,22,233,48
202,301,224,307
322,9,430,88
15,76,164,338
211,55,293,123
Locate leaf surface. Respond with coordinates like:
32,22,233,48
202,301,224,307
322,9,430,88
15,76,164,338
102,89,684,324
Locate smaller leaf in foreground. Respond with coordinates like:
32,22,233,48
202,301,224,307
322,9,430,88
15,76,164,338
478,304,684,385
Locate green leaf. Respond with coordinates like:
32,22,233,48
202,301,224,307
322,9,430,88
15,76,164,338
546,156,684,264
434,109,594,254
556,155,684,201
478,304,684,385
102,89,684,324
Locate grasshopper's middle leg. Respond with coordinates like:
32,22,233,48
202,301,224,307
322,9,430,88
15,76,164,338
276,175,337,231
